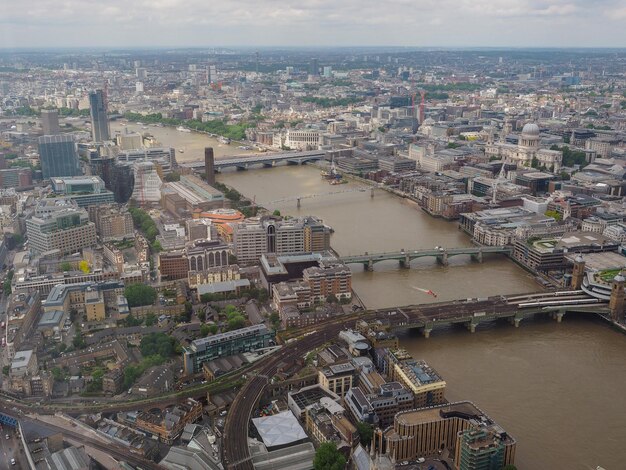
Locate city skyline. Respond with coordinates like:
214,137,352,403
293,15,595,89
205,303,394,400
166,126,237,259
3,0,626,48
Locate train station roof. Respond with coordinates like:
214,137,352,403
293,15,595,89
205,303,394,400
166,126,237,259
252,410,308,448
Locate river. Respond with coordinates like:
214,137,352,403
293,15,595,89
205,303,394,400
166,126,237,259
109,121,254,162
130,123,625,470
215,164,626,470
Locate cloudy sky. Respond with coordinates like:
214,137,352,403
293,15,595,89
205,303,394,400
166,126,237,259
3,0,626,49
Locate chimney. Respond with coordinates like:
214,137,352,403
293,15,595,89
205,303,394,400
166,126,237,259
204,147,215,186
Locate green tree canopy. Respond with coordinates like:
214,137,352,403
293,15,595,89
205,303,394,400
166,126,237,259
140,332,176,358
124,284,157,307
313,442,346,470
356,422,373,445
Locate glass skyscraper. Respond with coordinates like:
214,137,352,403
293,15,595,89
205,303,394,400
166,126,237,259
88,89,110,142
38,135,81,179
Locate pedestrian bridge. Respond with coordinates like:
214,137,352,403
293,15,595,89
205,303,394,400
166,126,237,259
180,150,326,171
340,246,512,270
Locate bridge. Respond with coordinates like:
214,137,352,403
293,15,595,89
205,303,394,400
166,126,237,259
340,245,512,270
259,186,374,208
179,150,326,171
223,287,614,469
380,289,610,337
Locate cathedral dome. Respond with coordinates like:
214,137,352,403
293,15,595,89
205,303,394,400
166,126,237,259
521,122,540,137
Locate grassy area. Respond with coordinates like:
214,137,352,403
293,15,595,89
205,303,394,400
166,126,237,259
598,269,622,283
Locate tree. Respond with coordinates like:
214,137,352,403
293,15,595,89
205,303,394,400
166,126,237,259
200,324,211,336
145,313,157,326
545,210,563,221
140,332,176,358
272,209,281,217
2,365,9,376
531,156,539,169
78,260,90,273
124,284,157,307
73,332,86,349
269,312,280,328
208,324,218,334
198,310,206,322
60,261,72,271
356,422,373,445
313,442,346,470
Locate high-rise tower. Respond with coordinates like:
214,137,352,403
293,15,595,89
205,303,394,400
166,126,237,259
41,109,60,135
89,89,110,142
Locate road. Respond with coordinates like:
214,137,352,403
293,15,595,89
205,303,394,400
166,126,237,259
0,425,25,469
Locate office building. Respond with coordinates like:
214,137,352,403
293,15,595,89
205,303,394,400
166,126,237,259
455,428,508,470
38,135,81,179
111,162,134,203
89,89,110,142
26,207,97,255
375,401,516,467
131,161,162,204
318,363,356,397
309,58,319,76
88,204,134,241
0,168,32,189
183,324,274,374
233,216,331,264
41,109,60,135
50,175,115,207
161,174,224,216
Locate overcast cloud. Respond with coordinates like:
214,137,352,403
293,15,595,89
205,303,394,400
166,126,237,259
2,0,626,48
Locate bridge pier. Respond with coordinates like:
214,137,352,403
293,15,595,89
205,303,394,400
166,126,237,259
235,164,248,171
508,313,523,328
263,162,273,168
467,321,477,333
399,255,411,269
422,328,432,338
552,311,565,323
366,259,374,271
297,198,301,209
436,252,449,266
371,188,375,198
471,249,483,263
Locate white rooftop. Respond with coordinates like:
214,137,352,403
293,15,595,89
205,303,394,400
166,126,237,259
252,410,307,448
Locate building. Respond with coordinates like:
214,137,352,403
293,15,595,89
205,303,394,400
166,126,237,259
384,349,446,408
26,206,97,255
318,363,356,397
38,135,81,179
102,368,124,395
183,324,274,374
303,261,352,302
455,428,509,470
0,168,33,189
376,401,516,467
119,398,202,445
159,251,191,281
485,122,562,173
132,161,162,204
187,265,241,289
233,216,331,264
345,381,414,428
41,108,61,135
205,147,215,185
88,204,134,241
51,175,115,207
162,174,224,215
89,89,110,142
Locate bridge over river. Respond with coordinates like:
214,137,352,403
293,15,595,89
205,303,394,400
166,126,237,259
378,289,609,336
340,245,512,269
179,149,325,171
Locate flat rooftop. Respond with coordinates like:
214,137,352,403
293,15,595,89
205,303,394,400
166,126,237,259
396,401,483,427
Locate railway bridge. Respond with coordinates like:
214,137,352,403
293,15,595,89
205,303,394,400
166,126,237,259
340,245,512,270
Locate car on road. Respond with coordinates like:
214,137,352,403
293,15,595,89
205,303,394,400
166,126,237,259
5,433,9,439
11,458,16,466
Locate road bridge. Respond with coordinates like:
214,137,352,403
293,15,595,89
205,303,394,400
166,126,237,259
340,245,512,270
179,150,325,171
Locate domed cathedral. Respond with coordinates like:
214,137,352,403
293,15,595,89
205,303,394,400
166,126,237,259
485,121,562,173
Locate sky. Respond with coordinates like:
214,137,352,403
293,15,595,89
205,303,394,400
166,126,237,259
2,0,626,49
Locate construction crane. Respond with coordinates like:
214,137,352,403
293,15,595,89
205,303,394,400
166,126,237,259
419,89,426,124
